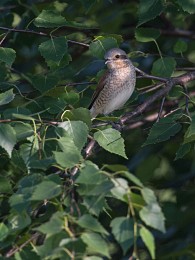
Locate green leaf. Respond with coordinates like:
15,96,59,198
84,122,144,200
110,217,134,255
111,178,129,203
173,40,188,53
176,0,195,14
130,192,146,209
141,187,157,204
140,188,165,233
140,226,155,259
83,196,108,216
140,204,165,233
31,179,62,201
138,0,164,26
89,36,118,59
76,162,113,200
63,91,79,105
34,212,64,236
39,37,68,67
0,124,16,157
54,136,82,168
0,63,8,81
3,107,31,119
12,113,35,121
0,47,16,67
13,122,34,141
77,214,108,235
9,174,43,211
43,96,67,114
0,223,9,241
185,114,195,139
80,0,97,13
9,211,31,231
183,114,195,144
0,88,15,106
76,162,105,185
175,143,191,160
94,128,127,159
81,232,110,258
62,107,91,128
0,176,12,193
35,233,68,259
121,171,144,187
135,28,160,42
34,10,67,28
58,121,88,151
31,73,58,93
152,57,176,77
144,117,182,146
34,9,94,29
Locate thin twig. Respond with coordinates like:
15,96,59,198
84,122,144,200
160,28,195,40
156,96,166,122
138,83,165,94
135,67,167,82
0,26,89,47
5,233,39,258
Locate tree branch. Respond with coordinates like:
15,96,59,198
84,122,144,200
160,28,195,40
0,26,89,47
120,71,195,125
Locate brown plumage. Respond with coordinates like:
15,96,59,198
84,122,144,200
88,48,136,118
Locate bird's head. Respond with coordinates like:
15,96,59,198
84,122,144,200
104,48,130,69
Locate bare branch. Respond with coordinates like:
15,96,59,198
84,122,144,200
120,71,195,124
160,28,195,40
135,67,167,82
0,26,89,47
5,233,39,258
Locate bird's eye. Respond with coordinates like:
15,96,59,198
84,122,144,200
115,54,120,58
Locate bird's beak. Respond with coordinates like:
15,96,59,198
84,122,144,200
105,59,111,65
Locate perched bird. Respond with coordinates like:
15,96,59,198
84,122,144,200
88,48,136,118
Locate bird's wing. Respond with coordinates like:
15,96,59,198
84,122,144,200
88,71,109,109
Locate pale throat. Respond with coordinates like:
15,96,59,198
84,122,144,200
107,60,132,70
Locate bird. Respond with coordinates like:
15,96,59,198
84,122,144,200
88,48,136,118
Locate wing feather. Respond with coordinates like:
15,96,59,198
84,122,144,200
88,71,109,109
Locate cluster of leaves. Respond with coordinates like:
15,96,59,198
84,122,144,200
0,0,195,259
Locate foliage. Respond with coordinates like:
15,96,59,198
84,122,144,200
0,0,195,259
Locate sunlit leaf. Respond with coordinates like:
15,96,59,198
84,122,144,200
58,121,88,151
140,226,155,259
94,128,127,159
0,124,16,157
